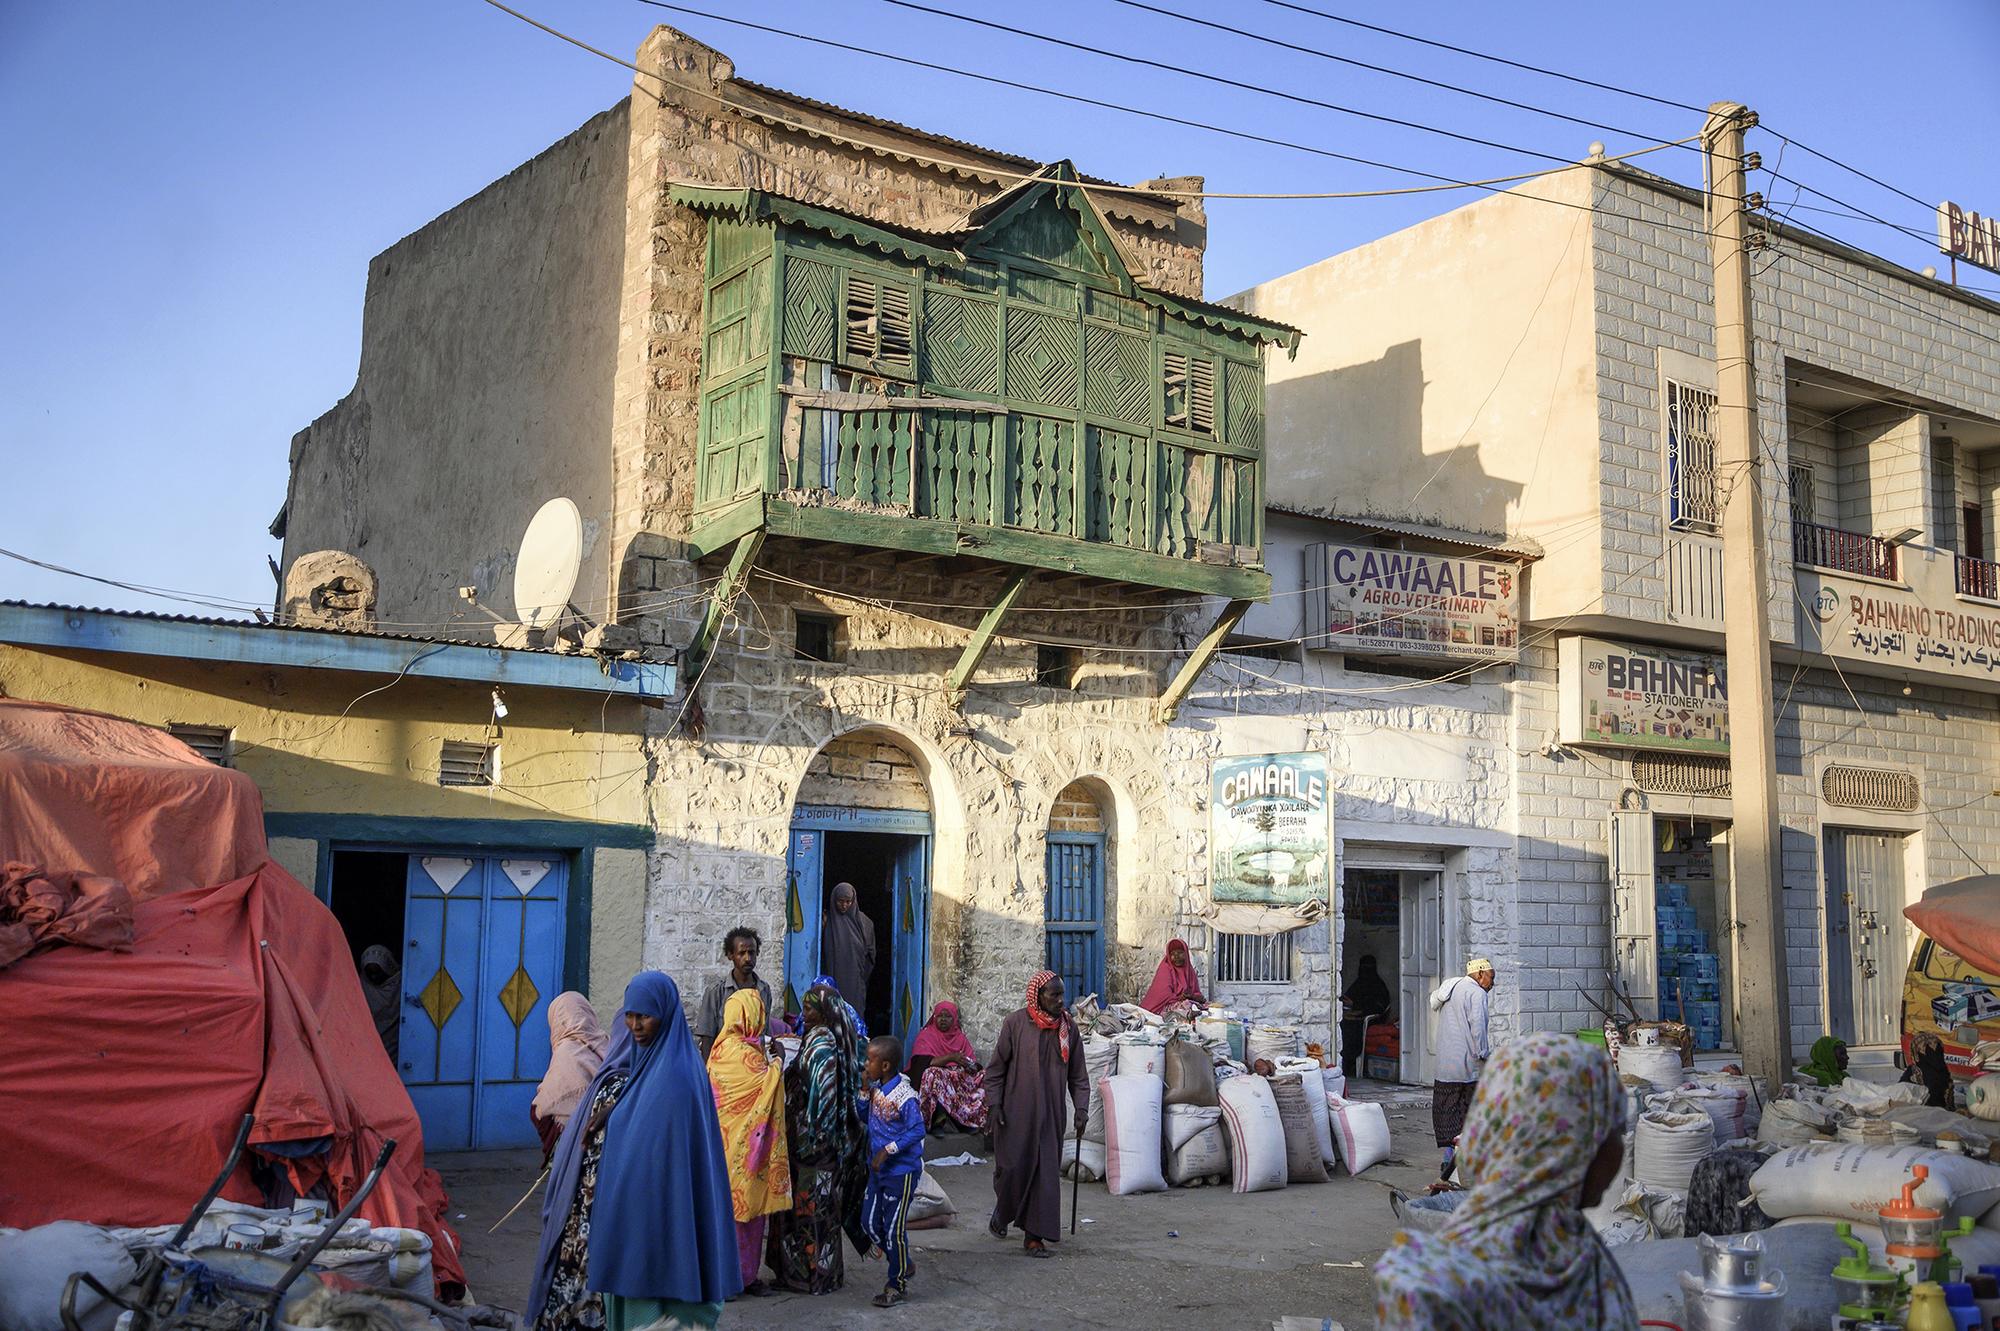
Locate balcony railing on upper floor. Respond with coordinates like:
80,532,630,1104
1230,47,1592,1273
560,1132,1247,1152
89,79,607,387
1959,554,2000,601
1792,519,1898,582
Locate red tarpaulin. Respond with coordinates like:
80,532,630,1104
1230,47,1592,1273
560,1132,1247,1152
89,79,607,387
1906,874,2000,976
0,697,266,900
0,861,466,1291
0,699,464,1291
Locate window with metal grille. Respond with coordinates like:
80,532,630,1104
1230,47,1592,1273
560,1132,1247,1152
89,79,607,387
1821,765,1920,813
168,723,233,767
1786,463,1817,525
842,274,913,373
1213,931,1294,984
1163,350,1217,436
1667,379,1721,534
794,612,842,663
438,740,498,787
1035,644,1079,689
1631,753,1731,797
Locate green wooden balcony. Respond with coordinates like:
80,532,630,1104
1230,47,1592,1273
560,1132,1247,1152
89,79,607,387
675,172,1298,600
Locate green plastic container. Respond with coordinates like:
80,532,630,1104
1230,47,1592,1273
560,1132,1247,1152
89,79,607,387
1574,1028,1608,1048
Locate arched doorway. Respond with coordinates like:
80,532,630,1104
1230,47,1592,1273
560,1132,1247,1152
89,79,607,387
1045,780,1111,1003
785,729,933,1048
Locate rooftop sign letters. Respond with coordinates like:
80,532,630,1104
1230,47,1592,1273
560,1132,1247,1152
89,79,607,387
1558,636,1730,754
1306,543,1520,661
1939,202,2000,275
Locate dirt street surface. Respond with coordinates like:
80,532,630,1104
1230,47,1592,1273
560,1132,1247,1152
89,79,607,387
436,1088,1434,1331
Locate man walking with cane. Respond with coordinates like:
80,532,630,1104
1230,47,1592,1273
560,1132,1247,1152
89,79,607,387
984,971,1088,1258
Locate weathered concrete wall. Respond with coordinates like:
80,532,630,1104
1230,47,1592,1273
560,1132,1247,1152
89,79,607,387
588,846,649,1013
1228,170,1603,621
281,106,631,634
0,645,651,829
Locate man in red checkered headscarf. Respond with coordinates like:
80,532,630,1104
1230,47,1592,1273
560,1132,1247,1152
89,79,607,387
982,970,1088,1257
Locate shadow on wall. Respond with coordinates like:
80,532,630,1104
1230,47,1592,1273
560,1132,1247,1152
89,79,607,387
1265,339,1527,534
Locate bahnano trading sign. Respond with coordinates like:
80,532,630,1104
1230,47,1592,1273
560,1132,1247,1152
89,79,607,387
1558,636,1730,754
1210,752,1332,907
1306,543,1520,660
1939,201,2000,275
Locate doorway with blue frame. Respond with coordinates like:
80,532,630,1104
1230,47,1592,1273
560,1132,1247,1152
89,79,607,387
1045,779,1111,1005
783,806,931,1051
326,846,568,1152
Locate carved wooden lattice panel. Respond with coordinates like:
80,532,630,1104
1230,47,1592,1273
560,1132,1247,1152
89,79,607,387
1226,359,1264,451
920,292,1000,395
1085,426,1148,547
782,257,837,361
1006,307,1080,410
916,410,997,526
1084,324,1150,425
1009,415,1074,533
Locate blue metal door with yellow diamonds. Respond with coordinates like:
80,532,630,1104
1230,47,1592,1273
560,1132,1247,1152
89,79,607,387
399,853,566,1151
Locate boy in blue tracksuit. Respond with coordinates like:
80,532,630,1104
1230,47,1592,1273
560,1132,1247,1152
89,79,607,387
861,1033,925,1308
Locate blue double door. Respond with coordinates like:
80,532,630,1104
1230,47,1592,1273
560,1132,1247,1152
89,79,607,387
784,816,930,1051
398,853,567,1152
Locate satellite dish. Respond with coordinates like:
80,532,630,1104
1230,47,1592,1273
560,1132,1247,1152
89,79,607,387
513,498,583,630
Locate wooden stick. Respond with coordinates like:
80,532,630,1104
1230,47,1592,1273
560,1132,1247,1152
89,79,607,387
489,1166,550,1233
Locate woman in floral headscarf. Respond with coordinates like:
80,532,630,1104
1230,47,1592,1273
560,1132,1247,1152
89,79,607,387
1374,1032,1635,1331
706,989,791,1296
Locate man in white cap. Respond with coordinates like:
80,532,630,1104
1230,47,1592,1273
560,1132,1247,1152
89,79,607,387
1429,957,1495,1180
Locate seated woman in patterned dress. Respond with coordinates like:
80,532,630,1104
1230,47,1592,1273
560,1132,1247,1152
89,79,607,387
906,1000,988,1134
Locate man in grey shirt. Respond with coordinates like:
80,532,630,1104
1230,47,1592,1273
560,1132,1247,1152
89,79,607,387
694,926,774,1057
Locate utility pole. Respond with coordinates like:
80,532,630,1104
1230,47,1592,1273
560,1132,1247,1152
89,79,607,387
1707,102,1792,1088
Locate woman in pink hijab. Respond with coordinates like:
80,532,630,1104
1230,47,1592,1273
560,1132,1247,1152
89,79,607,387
908,1000,988,1133
530,991,610,1158
1139,938,1204,1015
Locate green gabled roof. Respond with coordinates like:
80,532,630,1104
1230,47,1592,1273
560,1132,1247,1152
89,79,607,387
669,184,962,267
670,177,1302,351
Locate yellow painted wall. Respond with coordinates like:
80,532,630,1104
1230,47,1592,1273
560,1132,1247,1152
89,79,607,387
0,645,651,829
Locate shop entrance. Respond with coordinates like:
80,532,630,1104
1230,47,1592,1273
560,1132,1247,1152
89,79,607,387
1610,812,1734,1051
1340,848,1447,1084
783,811,931,1050
326,847,567,1151
1824,829,1910,1049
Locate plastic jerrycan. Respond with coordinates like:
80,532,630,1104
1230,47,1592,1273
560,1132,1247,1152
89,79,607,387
1912,1282,1961,1331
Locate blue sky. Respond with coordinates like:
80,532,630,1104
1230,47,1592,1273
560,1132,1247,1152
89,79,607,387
3,0,1995,616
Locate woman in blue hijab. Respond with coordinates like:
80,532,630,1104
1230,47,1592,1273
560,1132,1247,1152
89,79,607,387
529,972,741,1331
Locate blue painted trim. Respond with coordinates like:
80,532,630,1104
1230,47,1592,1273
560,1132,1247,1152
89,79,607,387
265,812,651,850
314,836,600,996
1047,832,1107,849
0,602,675,699
790,804,933,835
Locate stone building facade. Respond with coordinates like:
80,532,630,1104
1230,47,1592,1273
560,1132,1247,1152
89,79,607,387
283,25,1493,1066
1237,157,2000,1072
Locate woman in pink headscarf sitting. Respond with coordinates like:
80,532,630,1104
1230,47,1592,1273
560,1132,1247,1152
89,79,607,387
1139,938,1204,1016
907,1001,988,1133
530,991,610,1159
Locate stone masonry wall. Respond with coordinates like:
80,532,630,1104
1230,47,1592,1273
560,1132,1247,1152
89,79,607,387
607,27,1207,596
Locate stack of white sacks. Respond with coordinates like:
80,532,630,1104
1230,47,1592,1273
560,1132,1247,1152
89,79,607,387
1592,1036,2000,1265
1062,1003,1391,1197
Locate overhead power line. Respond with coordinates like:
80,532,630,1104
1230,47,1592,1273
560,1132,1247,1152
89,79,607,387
642,0,1591,171
1254,0,1709,117
626,0,1711,226
1105,0,1695,155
